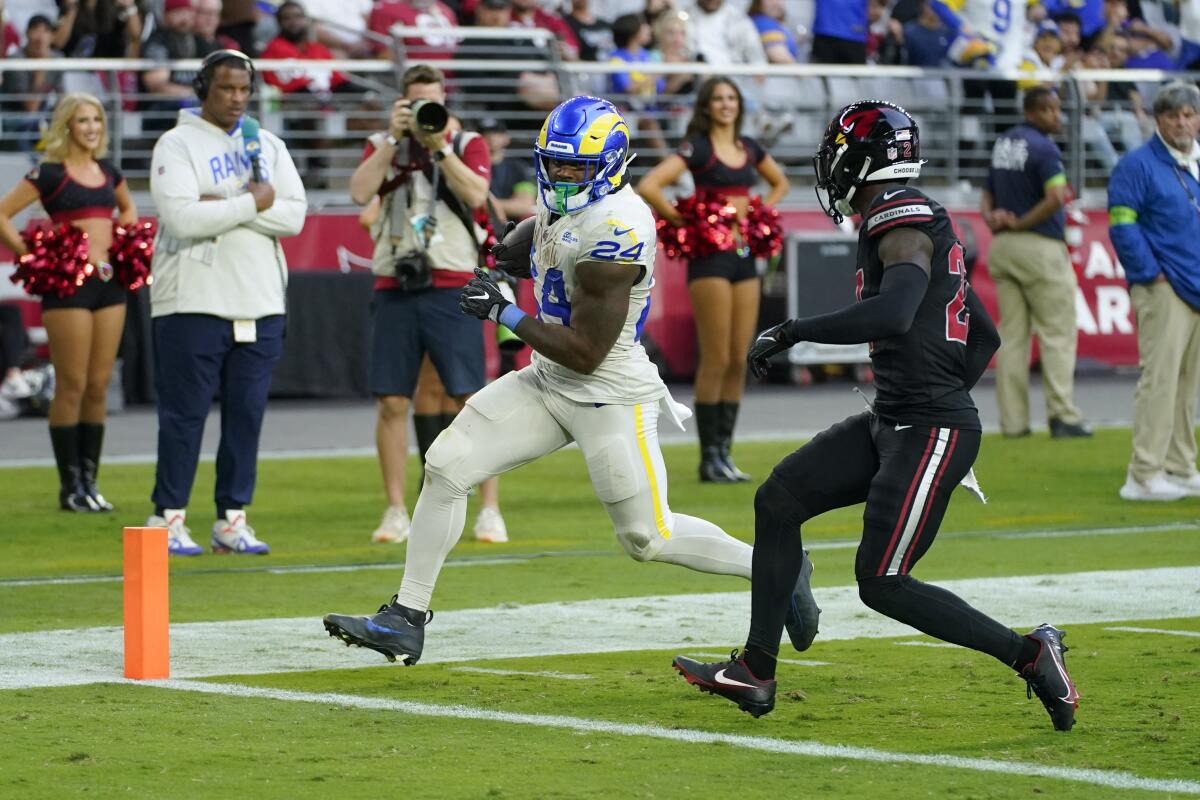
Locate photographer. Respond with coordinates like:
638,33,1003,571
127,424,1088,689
350,63,497,545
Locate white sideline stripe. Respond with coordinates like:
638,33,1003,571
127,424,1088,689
149,679,1200,796
2,566,1198,691
1105,626,1200,638
894,641,959,649
692,652,832,667
2,522,1195,589
449,667,592,680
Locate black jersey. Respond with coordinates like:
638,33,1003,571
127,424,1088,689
856,185,979,430
677,135,766,196
23,159,123,224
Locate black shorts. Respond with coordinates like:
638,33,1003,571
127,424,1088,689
770,411,981,580
41,275,127,311
368,287,485,398
687,250,757,283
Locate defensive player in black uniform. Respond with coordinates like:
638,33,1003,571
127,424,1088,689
672,101,1081,731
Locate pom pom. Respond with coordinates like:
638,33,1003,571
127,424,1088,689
656,194,738,260
743,196,783,258
110,220,156,291
9,225,90,299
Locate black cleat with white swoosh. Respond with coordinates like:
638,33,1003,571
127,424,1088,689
1019,623,1080,731
673,650,776,717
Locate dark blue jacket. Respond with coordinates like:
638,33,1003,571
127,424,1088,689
1108,134,1200,310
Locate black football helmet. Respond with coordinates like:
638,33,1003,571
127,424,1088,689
814,100,923,223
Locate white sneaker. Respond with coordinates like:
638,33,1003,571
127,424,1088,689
474,506,508,543
148,509,203,556
371,505,410,543
0,371,32,399
1119,471,1187,501
0,395,18,421
1164,471,1200,496
211,511,270,554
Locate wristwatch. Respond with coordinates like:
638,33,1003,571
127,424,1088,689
432,144,452,163
384,133,400,148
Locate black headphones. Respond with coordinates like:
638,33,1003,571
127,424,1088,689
193,49,256,101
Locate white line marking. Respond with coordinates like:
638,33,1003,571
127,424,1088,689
894,641,959,649
449,667,592,680
1104,626,1200,638
2,566,1198,691
148,679,1200,795
692,653,832,667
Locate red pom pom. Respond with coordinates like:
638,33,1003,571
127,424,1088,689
110,220,156,291
742,196,784,258
656,194,739,260
10,225,90,299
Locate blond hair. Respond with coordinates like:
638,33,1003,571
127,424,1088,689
40,93,109,163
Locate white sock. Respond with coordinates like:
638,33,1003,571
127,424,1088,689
396,472,469,612
651,513,752,580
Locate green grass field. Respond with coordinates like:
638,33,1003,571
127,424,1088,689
2,428,1198,798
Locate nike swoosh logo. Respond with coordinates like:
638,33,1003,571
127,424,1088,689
465,292,490,302
882,189,905,200
613,226,634,236
713,669,758,689
757,332,777,344
895,424,912,431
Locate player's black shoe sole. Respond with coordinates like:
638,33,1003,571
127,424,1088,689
785,550,821,651
323,596,431,665
1019,623,1080,731
673,651,776,718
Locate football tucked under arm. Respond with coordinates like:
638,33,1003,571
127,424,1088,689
491,216,536,279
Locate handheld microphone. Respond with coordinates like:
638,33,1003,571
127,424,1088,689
242,115,263,182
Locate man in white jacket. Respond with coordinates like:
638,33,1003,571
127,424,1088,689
146,49,307,556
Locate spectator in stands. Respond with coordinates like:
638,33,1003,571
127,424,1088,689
651,9,698,100
370,0,458,61
638,76,789,483
811,0,867,63
0,93,138,509
140,0,215,137
1018,21,1066,90
479,116,534,221
216,0,257,54
511,0,579,60
194,0,238,51
1052,11,1084,67
0,304,31,420
348,64,498,545
609,13,668,153
1,15,63,152
146,50,306,554
1041,0,1106,47
898,0,954,66
565,0,613,62
1109,81,1200,501
982,87,1092,441
682,0,767,67
300,0,373,58
749,0,801,63
53,0,142,58
261,0,358,188
866,0,903,64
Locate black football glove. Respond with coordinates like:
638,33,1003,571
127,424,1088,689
491,217,536,279
459,267,511,323
747,320,798,379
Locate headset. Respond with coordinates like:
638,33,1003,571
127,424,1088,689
192,49,256,101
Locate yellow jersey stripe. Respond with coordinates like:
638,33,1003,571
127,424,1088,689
634,403,670,539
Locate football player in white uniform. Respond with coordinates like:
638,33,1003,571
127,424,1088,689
323,97,819,666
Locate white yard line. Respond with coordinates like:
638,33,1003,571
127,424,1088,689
1105,626,1200,638
145,679,1200,795
449,667,592,680
2,566,1198,691
894,641,960,649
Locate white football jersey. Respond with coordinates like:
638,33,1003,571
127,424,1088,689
530,185,666,405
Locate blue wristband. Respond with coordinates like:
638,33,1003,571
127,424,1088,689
498,303,528,332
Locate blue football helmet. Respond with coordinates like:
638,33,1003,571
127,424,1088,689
534,96,631,215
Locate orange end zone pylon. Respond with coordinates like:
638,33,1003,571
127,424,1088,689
123,527,170,679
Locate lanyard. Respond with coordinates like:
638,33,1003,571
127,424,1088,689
1169,163,1200,220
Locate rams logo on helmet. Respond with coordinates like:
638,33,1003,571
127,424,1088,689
534,96,632,215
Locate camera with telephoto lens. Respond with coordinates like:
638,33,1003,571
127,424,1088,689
392,251,433,292
410,99,449,134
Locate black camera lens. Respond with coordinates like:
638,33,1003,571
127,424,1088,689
411,100,448,134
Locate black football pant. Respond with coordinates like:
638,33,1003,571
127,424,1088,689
747,412,1027,667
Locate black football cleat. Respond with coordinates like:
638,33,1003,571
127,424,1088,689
323,595,431,665
784,550,821,651
1019,623,1080,731
673,650,776,718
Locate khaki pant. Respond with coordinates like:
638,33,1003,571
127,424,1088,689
1129,280,1200,481
987,231,1083,434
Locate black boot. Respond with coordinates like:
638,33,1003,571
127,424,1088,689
49,425,95,512
717,402,752,482
78,422,113,512
696,403,735,483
